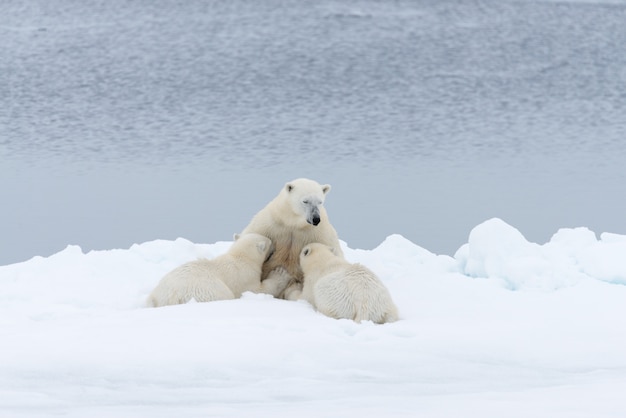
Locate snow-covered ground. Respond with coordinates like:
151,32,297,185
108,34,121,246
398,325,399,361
1,217,625,417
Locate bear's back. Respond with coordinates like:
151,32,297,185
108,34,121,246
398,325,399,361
314,264,398,324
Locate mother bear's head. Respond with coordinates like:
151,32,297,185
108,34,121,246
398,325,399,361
283,178,331,226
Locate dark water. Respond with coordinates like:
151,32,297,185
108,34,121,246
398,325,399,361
2,0,626,265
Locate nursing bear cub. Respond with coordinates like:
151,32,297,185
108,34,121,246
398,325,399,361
147,233,290,307
289,243,398,324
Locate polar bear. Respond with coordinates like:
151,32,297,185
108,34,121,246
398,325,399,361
240,178,343,296
290,243,398,324
146,233,290,307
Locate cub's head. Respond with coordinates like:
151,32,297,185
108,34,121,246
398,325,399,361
283,178,331,227
232,233,273,262
299,242,338,271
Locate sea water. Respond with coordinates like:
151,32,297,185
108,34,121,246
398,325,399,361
2,0,626,264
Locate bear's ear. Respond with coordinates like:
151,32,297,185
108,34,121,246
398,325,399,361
285,183,294,193
256,240,267,253
233,233,241,241
322,184,331,194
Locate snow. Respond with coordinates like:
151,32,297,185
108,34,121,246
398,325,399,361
1,218,625,417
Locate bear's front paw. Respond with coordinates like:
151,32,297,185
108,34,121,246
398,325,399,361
283,281,303,301
268,267,293,285
260,267,294,298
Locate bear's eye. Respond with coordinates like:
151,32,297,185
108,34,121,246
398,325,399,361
302,199,309,205
303,248,310,256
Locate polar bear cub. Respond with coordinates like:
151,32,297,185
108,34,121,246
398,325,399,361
291,243,399,324
147,233,290,307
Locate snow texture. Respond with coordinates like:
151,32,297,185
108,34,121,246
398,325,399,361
1,218,625,417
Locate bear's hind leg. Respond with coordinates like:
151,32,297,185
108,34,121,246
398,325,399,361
190,280,236,302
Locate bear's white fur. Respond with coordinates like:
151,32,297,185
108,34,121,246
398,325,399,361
240,178,343,296
290,243,399,324
146,233,290,307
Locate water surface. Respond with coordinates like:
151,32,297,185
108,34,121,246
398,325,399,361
2,0,626,264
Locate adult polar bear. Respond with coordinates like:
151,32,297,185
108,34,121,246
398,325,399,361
240,178,343,297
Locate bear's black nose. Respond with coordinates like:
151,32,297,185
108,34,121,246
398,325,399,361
312,216,321,226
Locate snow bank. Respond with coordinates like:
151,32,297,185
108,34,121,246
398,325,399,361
1,218,625,417
456,218,626,289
